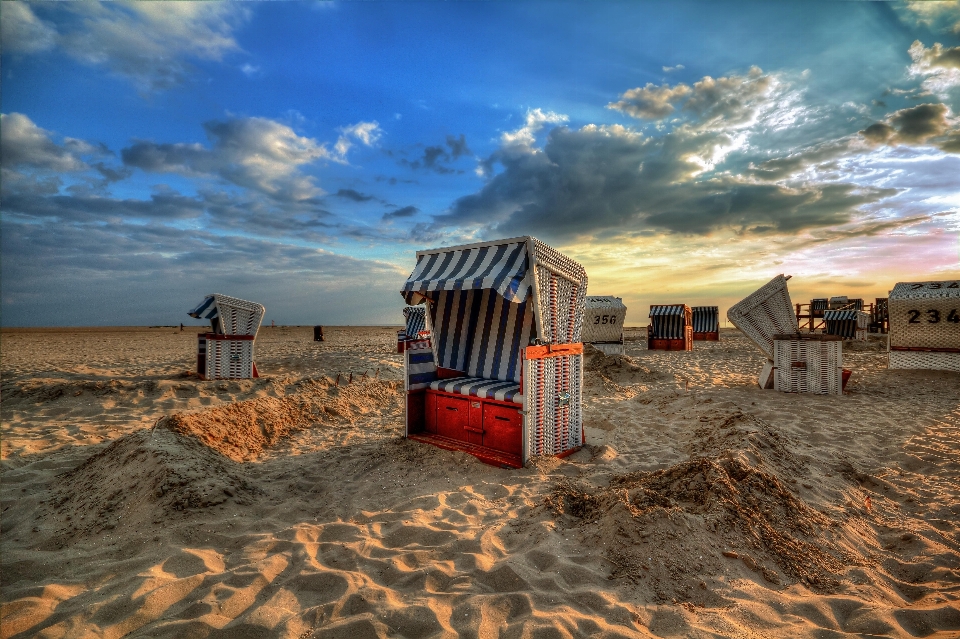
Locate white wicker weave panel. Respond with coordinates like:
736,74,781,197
532,239,587,343
773,339,842,395
206,339,255,379
212,294,266,336
523,353,582,460
581,305,626,343
888,281,960,350
888,350,960,372
727,275,798,359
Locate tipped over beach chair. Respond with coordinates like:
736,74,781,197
888,280,960,372
691,306,720,341
648,305,692,350
401,236,588,468
188,294,265,380
582,296,627,355
397,305,430,353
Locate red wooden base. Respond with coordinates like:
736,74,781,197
648,338,692,351
408,433,523,468
692,332,719,341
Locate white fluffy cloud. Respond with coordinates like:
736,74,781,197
1,2,250,92
908,40,960,96
0,113,96,172
0,2,57,53
500,108,569,146
121,117,382,202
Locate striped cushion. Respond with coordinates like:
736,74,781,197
430,377,523,404
406,343,437,390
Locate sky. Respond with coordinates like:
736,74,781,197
2,0,959,327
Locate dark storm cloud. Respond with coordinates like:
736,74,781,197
1,190,206,222
860,103,959,150
383,205,419,220
432,124,895,241
401,134,472,173
332,188,374,202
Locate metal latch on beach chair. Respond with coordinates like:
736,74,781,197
556,392,571,406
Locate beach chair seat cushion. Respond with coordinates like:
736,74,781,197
429,377,523,404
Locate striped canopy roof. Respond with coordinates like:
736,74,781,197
649,304,687,316
402,239,530,305
188,296,218,320
823,309,862,321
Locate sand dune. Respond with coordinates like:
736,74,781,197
2,326,958,638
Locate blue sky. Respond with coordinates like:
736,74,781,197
2,1,958,326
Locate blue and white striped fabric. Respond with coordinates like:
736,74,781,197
649,305,688,339
692,306,719,333
406,341,437,390
188,296,218,320
429,377,522,404
429,289,534,383
811,298,829,312
403,305,427,337
823,309,860,321
402,241,530,305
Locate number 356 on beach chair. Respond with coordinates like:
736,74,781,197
401,236,588,468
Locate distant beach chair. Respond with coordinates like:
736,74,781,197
871,298,889,334
582,296,627,355
647,305,692,350
397,305,430,353
401,236,587,468
888,280,960,372
691,306,720,341
823,309,869,341
188,294,265,380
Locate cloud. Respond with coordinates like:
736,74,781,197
432,122,896,241
501,109,568,146
240,63,261,77
0,219,408,326
3,2,249,93
122,117,381,202
333,188,374,202
0,2,57,53
908,41,960,96
896,2,960,35
401,134,472,173
334,121,382,156
383,205,419,220
609,67,796,131
860,103,959,150
662,64,685,73
0,113,99,172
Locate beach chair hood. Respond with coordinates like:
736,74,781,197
188,294,265,336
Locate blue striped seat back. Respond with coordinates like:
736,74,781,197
429,289,534,383
692,306,719,333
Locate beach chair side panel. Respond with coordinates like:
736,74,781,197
523,349,583,462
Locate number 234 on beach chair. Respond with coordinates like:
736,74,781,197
401,237,588,468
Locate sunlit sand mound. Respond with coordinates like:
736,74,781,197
549,412,855,605
582,343,668,386
40,428,256,542
157,378,402,461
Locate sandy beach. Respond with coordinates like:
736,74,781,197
2,325,958,638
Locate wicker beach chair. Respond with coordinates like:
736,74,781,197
188,294,265,380
582,296,627,355
727,275,799,388
773,333,845,395
648,305,693,350
888,280,960,372
824,309,869,341
401,236,587,468
692,306,720,341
